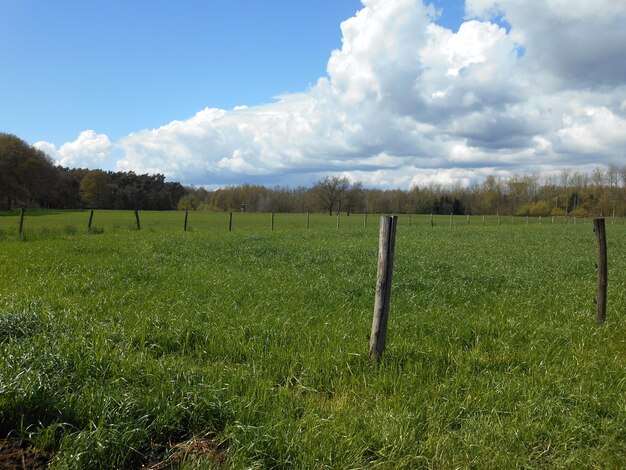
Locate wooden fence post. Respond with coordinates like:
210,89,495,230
306,212,310,229
228,212,233,232
482,215,485,226
467,214,470,225
364,213,368,228
88,210,94,232
184,211,188,232
369,215,398,363
336,212,340,229
19,208,25,235
134,209,141,230
594,218,607,324
271,212,275,231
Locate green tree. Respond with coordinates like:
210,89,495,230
80,170,111,208
0,133,57,209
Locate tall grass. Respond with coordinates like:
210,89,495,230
0,211,625,468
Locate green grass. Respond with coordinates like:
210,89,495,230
1,211,625,468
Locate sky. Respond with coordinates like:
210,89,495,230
1,0,625,189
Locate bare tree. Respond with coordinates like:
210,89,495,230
312,176,352,215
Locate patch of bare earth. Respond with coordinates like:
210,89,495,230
0,439,49,470
143,437,227,469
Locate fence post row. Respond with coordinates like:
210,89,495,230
593,218,607,324
369,215,398,363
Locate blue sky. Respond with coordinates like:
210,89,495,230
1,1,362,143
2,0,625,188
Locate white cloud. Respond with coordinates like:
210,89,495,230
34,130,114,169
40,0,626,188
466,0,626,89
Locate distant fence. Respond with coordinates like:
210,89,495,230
3,209,625,237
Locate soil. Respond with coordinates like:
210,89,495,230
143,437,227,469
0,439,49,469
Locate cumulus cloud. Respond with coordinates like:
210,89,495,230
44,0,626,188
34,130,114,169
465,0,626,89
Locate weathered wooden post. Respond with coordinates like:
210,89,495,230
336,212,340,229
184,211,188,232
364,213,368,228
369,215,398,363
552,215,555,224
228,212,233,232
88,210,94,232
19,208,25,235
134,209,141,230
482,215,485,226
467,214,470,225
594,218,607,324
271,212,275,231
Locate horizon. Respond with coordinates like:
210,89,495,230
2,0,625,189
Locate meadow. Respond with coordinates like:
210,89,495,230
1,210,625,468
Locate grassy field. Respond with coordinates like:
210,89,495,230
1,210,625,468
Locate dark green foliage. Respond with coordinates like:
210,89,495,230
0,133,186,211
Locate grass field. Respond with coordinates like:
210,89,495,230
1,210,625,468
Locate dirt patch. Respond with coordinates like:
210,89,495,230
0,439,49,469
143,436,227,469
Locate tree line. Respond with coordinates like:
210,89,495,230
3,132,626,216
0,133,185,210
181,168,626,218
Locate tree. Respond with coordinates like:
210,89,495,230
345,182,365,214
79,170,111,208
312,176,352,215
0,133,57,209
